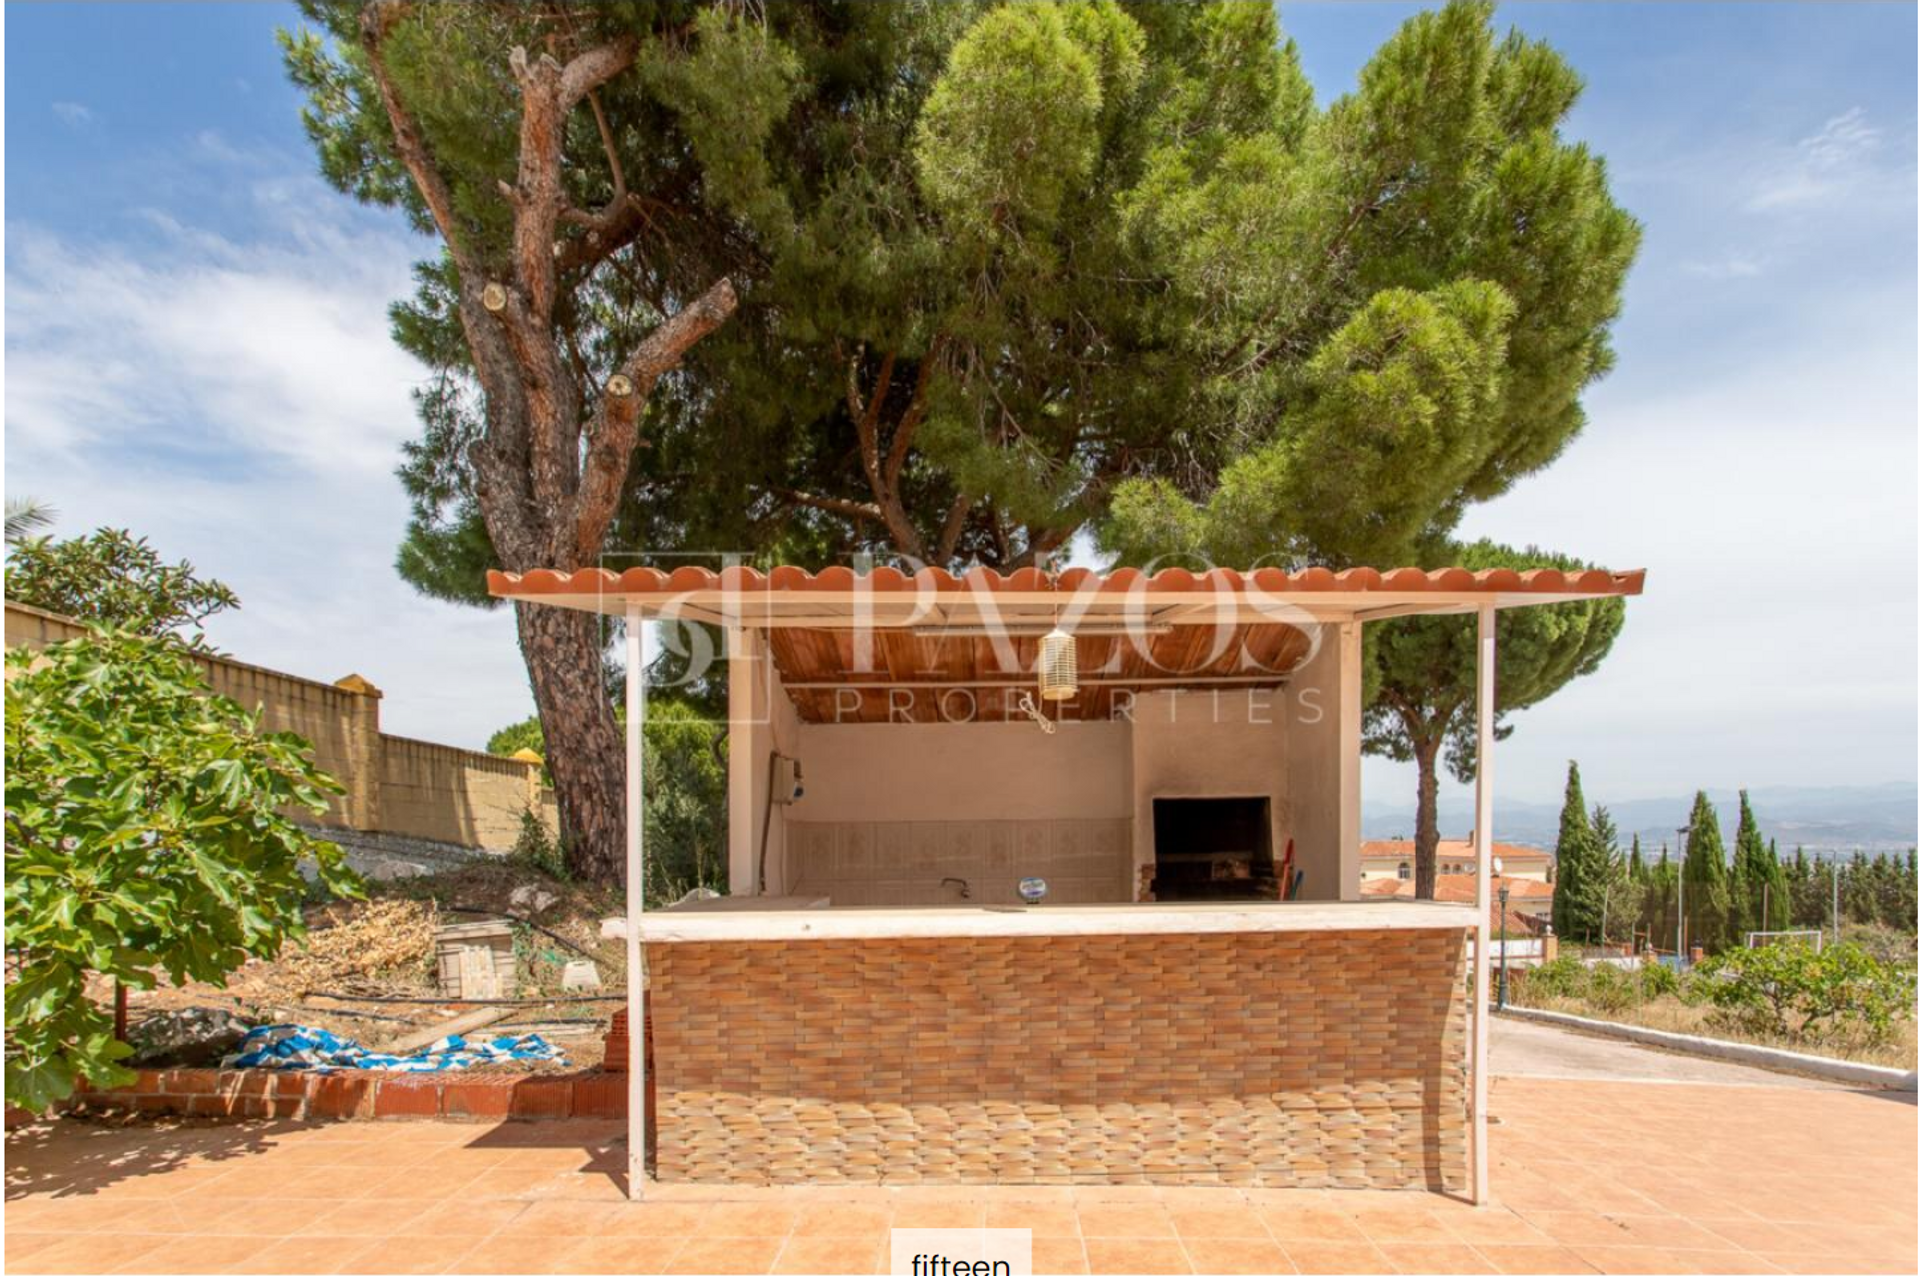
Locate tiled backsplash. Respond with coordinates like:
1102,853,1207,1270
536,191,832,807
785,819,1132,906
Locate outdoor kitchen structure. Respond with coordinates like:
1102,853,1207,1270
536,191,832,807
488,563,1644,1205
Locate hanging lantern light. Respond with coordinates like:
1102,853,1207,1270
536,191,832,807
1038,626,1078,702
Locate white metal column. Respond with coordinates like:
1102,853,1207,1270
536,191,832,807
1471,601,1496,1205
624,604,647,1201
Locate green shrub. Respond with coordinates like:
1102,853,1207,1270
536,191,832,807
508,808,568,882
1695,940,1915,1045
1638,959,1682,1001
1516,954,1587,1001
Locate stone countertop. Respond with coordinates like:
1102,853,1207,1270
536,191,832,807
604,898,1480,943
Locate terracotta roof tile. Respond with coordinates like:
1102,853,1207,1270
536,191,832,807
487,563,1645,601
1360,839,1551,861
1361,876,1554,903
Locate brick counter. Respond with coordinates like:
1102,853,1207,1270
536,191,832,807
648,927,1469,1190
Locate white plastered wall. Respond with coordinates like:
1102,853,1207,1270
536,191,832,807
1282,621,1363,901
726,628,803,896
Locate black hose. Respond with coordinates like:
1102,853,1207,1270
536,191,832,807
303,990,625,1006
437,905,612,968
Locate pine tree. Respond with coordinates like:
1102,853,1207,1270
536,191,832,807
1551,762,1602,943
1681,791,1732,953
286,1,1639,881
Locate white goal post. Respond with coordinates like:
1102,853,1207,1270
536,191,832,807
1744,929,1824,951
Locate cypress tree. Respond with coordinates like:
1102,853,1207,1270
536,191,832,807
1551,762,1600,942
1682,791,1732,953
1763,840,1792,931
1628,834,1645,883
1730,790,1768,939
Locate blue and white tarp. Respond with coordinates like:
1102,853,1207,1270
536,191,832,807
221,1024,567,1072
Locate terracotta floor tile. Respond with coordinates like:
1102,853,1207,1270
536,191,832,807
1611,1217,1740,1251
494,1200,631,1238
1569,1246,1703,1275
1082,1239,1195,1275
985,1202,1081,1236
9,1233,169,1275
405,1198,531,1238
200,1199,333,1238
695,1201,802,1237
1280,1241,1397,1275
552,1235,688,1275
1352,1209,1460,1244
292,1197,437,1238
1759,1256,1916,1276
769,1235,886,1275
789,1203,893,1237
1472,1243,1602,1274
446,1236,586,1274
606,1202,718,1237
889,1200,987,1229
334,1234,471,1275
1440,1209,1554,1247
226,1233,382,1275
1260,1209,1368,1244
1678,1251,1784,1275
1180,1237,1293,1274
1031,1238,1091,1275
109,1233,271,1274
1528,1213,1639,1248
3,1233,70,1263
1376,1242,1502,1274
375,1167,495,1201
1166,1205,1273,1241
1076,1205,1178,1239
665,1235,784,1275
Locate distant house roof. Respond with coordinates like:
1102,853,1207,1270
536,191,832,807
1362,875,1554,903
1360,839,1551,862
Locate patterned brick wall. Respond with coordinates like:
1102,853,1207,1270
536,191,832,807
649,928,1469,1191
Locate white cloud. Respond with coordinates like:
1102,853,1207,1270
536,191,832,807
1680,254,1764,280
7,206,426,478
1748,107,1891,211
5,181,536,749
50,101,92,128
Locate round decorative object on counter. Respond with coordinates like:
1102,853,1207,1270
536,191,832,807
1018,877,1049,905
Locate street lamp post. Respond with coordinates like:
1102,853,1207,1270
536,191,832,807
1497,882,1511,1010
1676,824,1693,965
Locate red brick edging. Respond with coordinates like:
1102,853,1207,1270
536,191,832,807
36,1068,626,1123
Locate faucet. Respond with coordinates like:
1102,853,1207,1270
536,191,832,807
940,877,972,900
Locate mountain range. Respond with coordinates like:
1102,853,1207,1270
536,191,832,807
1361,782,1918,856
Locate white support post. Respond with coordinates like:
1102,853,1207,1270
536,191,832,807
726,626,757,896
624,604,647,1201
1471,601,1496,1206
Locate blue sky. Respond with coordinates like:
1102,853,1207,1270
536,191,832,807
6,3,1916,815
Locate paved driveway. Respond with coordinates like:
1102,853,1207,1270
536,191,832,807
1489,1014,1844,1088
7,1074,1915,1275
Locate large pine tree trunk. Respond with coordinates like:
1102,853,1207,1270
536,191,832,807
517,602,626,886
1413,736,1442,900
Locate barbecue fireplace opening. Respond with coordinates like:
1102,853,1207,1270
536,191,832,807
1151,797,1275,901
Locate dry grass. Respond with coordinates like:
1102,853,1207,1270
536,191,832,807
1522,991,1919,1070
276,898,439,997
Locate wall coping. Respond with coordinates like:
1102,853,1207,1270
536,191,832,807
54,1067,626,1122
1496,1005,1918,1091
